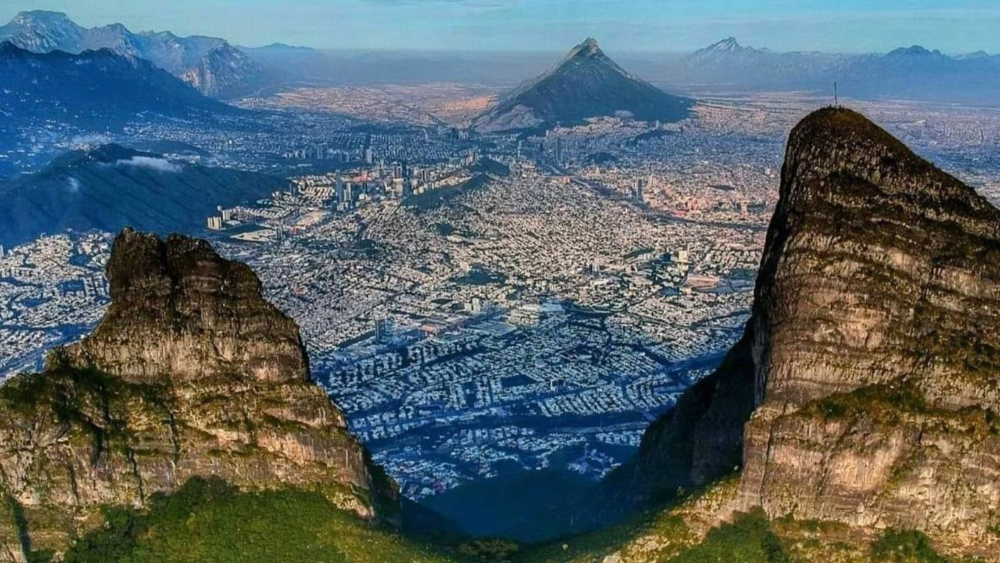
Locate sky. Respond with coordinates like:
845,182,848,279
3,0,1000,54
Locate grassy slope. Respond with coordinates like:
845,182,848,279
58,478,455,563
38,474,969,563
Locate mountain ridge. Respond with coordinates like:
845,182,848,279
0,11,266,98
0,144,287,247
0,41,228,131
670,37,1000,103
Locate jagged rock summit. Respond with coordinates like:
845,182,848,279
0,229,397,562
619,108,1000,558
63,228,308,383
473,38,692,133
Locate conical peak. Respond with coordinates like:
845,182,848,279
566,37,603,59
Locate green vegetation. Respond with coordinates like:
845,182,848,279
28,474,964,563
870,530,948,563
406,174,492,211
455,539,521,562
60,478,456,563
670,509,790,563
802,381,1000,437
454,265,507,286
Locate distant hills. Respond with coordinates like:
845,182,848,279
0,144,289,246
474,38,693,133
5,12,997,107
0,41,227,129
0,11,267,98
664,37,1000,103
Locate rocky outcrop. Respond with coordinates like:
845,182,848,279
63,228,309,383
629,108,1000,559
0,229,397,562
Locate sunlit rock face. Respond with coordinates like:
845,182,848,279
64,229,310,383
737,108,1000,557
0,229,398,561
628,108,1000,559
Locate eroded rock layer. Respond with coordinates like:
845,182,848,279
737,108,1000,556
631,108,1000,558
0,229,397,561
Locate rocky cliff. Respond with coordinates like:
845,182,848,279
627,108,1000,559
0,229,397,562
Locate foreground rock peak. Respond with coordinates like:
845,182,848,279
755,107,1000,411
62,228,310,383
779,107,1000,239
621,107,1000,559
1,229,397,560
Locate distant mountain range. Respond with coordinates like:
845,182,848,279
0,41,227,129
0,144,289,246
474,38,692,133
661,37,1000,103
0,11,267,98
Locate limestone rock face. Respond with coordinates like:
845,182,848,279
0,229,398,561
64,229,309,383
737,108,1000,557
630,108,1000,558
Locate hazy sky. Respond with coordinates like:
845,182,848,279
4,0,1000,54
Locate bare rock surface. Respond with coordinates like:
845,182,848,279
626,108,1000,559
0,229,397,561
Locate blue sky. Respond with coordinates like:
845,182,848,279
4,0,1000,53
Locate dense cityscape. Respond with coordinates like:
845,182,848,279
3,90,999,499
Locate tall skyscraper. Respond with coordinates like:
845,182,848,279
376,318,394,344
633,178,645,202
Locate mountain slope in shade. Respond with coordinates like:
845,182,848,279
0,41,227,128
0,144,288,246
474,38,692,133
0,229,399,560
614,108,1000,560
0,11,266,98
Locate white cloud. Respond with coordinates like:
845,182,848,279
115,156,183,174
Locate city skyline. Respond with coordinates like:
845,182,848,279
4,1,1000,54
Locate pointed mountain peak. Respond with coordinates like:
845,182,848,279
707,37,745,52
566,37,604,60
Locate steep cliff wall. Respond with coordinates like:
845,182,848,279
0,229,397,561
626,108,1000,559
737,108,1000,557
